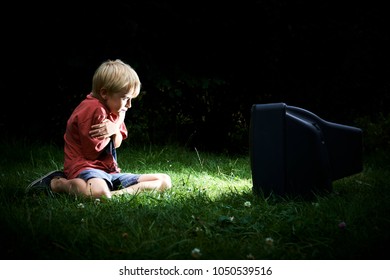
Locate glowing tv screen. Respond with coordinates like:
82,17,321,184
249,103,363,198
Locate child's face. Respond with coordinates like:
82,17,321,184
105,91,133,116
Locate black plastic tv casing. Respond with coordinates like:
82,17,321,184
249,103,363,197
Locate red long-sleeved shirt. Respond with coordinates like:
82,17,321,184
64,93,127,179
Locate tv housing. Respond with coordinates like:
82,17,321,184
249,103,363,198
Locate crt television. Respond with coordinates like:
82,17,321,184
249,103,363,197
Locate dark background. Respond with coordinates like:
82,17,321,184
2,1,389,153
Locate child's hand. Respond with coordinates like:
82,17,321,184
118,110,126,124
89,120,118,139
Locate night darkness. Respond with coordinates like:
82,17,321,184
2,1,389,152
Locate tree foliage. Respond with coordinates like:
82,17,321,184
3,1,389,153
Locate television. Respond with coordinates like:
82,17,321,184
249,103,363,198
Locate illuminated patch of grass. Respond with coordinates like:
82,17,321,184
1,141,389,259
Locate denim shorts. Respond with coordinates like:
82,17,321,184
78,169,141,191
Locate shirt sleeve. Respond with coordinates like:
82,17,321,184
79,107,111,160
119,122,128,140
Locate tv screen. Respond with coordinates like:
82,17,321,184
249,103,363,198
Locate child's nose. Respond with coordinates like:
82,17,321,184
126,100,132,108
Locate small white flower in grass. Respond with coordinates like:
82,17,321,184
94,198,101,205
265,237,274,246
244,201,251,207
191,248,202,259
81,218,85,223
77,203,85,209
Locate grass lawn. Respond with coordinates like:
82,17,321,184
0,139,389,260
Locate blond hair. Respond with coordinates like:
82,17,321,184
91,59,141,98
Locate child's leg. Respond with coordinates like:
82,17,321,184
111,173,172,196
51,177,112,198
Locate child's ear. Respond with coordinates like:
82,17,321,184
99,88,108,100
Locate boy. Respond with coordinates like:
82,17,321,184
26,59,172,199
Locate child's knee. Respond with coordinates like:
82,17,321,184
160,174,172,190
87,178,112,198
93,188,112,199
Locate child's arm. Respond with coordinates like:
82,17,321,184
89,111,126,148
